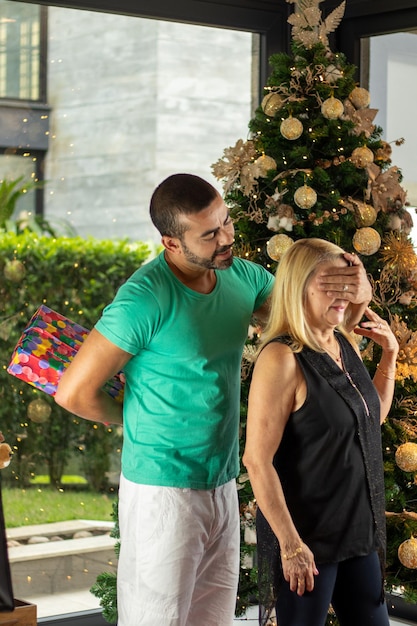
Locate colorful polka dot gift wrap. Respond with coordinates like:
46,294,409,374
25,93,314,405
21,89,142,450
7,305,124,402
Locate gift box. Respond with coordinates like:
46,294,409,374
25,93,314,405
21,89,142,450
7,305,124,402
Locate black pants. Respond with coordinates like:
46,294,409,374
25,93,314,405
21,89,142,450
276,552,389,626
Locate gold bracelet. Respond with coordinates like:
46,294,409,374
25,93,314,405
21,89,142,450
376,363,396,381
282,546,302,560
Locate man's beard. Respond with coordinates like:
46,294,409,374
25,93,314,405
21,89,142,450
180,241,234,270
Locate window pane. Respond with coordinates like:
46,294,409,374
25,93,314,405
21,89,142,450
45,8,257,242
367,32,417,242
0,0,40,100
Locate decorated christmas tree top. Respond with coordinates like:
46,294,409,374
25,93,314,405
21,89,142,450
213,0,411,268
213,0,417,613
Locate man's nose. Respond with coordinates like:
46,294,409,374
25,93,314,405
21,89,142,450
218,224,235,246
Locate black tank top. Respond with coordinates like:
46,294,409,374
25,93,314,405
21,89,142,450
272,342,375,562
256,333,386,621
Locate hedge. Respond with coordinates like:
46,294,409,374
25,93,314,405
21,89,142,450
0,232,151,489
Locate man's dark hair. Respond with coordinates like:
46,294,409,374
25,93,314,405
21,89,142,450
150,173,219,237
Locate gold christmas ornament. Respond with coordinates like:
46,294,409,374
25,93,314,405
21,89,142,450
294,185,317,209
212,138,258,195
354,201,377,227
349,87,371,109
27,398,52,423
395,442,417,473
380,232,417,277
4,259,26,283
351,146,374,169
390,314,417,384
352,227,381,255
254,154,277,177
261,92,284,117
398,536,417,569
266,234,294,261
375,140,392,163
280,116,303,141
287,0,346,50
321,96,344,120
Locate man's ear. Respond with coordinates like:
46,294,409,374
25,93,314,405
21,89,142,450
161,235,181,254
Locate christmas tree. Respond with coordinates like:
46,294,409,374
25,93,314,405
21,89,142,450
213,0,417,620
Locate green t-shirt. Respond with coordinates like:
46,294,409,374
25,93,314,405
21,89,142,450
95,252,274,489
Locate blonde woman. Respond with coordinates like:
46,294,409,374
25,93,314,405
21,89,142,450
243,238,398,626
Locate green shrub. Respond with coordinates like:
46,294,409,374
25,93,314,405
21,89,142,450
0,232,151,488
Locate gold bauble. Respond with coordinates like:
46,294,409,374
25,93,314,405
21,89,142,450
254,154,277,177
354,201,377,227
398,536,417,569
4,259,26,283
349,87,371,109
321,96,344,120
280,116,303,141
266,234,294,261
261,92,284,117
27,398,52,423
352,227,381,255
351,146,374,168
294,185,317,209
395,442,417,472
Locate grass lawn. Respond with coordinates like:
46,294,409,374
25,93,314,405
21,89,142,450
1,485,117,528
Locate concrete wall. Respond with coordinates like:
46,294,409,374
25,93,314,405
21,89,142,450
44,7,255,243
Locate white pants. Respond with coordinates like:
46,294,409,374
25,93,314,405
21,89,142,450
117,475,240,626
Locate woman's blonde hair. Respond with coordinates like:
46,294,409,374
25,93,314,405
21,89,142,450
259,238,356,354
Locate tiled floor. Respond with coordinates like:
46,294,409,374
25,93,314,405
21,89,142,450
25,590,412,624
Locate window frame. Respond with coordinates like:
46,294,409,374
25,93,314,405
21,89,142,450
7,0,290,91
0,3,48,216
0,2,47,102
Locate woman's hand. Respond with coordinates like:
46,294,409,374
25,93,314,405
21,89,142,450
354,307,399,422
353,306,399,356
281,542,319,596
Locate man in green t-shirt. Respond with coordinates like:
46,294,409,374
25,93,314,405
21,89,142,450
55,173,371,626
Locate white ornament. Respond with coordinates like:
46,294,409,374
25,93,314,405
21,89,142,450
324,64,343,83
244,527,257,545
